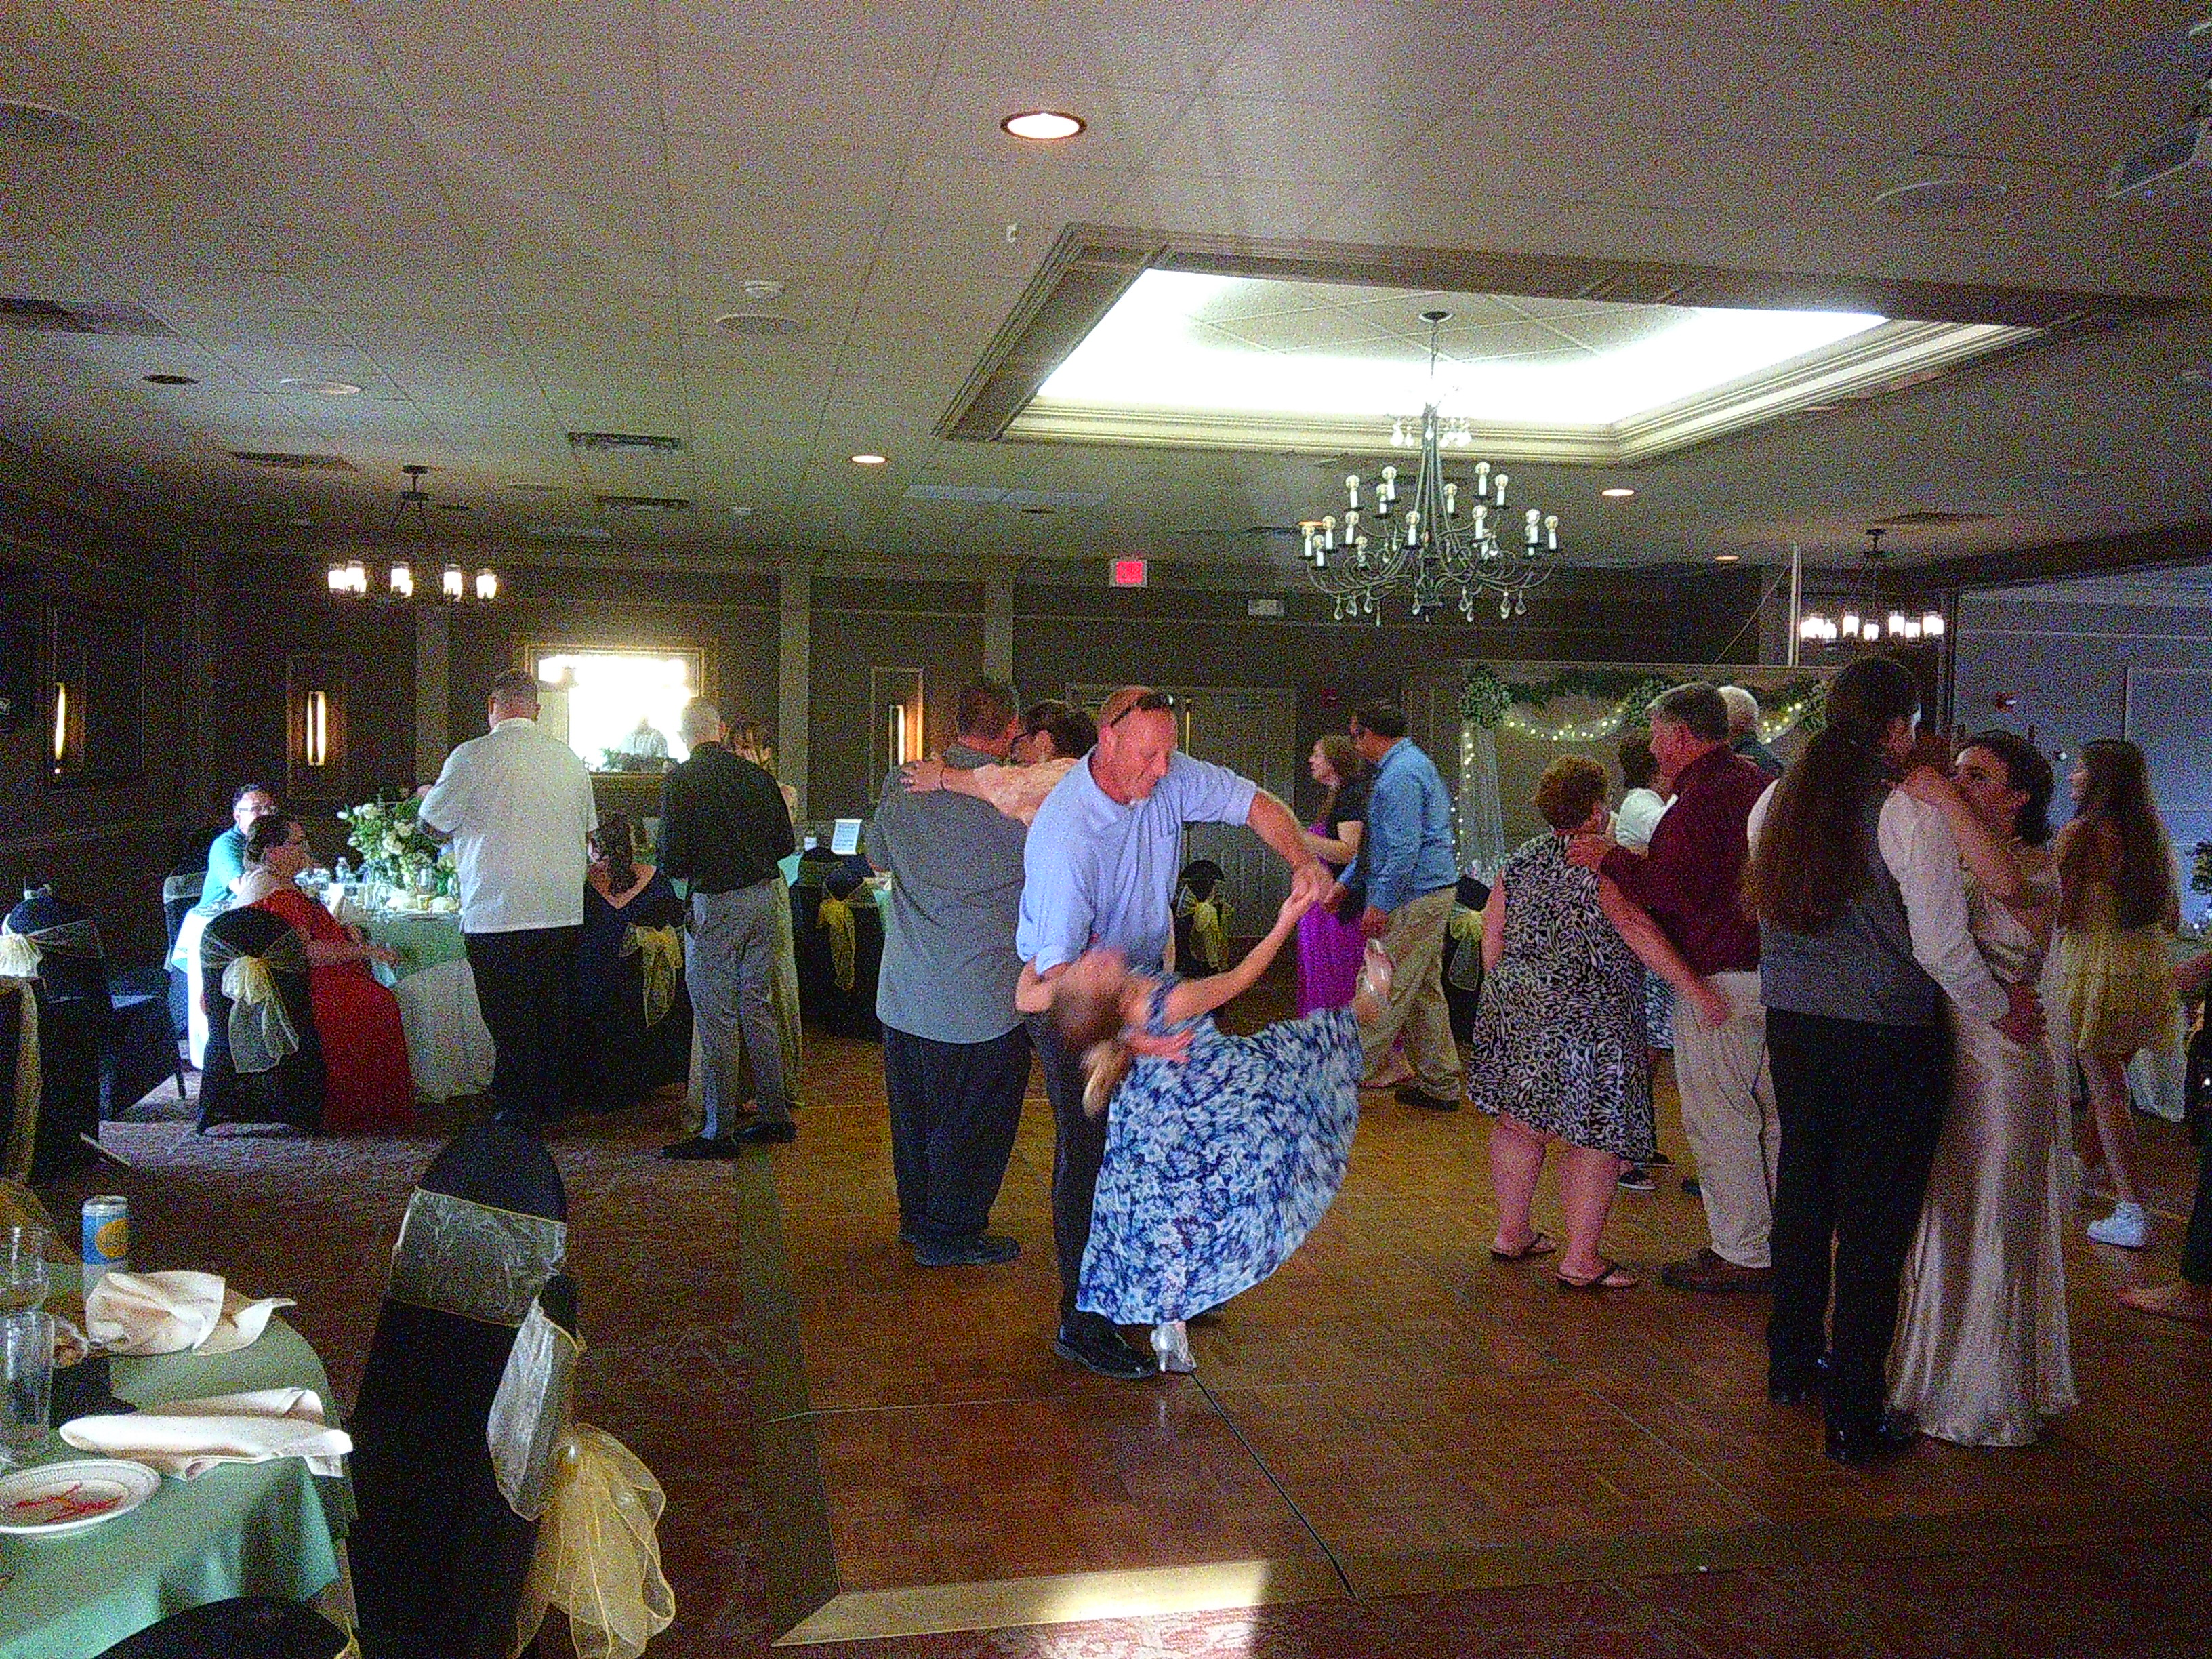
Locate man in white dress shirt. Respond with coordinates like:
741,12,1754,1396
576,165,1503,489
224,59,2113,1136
419,670,598,1126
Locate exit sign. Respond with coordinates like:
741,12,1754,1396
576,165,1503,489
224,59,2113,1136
1109,558,1148,588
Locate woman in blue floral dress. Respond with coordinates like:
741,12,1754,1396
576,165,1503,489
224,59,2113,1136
1018,889,1383,1373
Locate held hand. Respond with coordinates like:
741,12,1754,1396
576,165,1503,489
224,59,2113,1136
1277,886,1318,928
900,756,947,794
1689,980,1732,1029
1286,860,1335,909
365,943,401,970
1894,764,1960,811
1357,905,1391,939
1994,979,2044,1044
1563,833,1614,872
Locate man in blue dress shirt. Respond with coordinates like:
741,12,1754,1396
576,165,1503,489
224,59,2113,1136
1017,686,1333,1379
1342,702,1466,1110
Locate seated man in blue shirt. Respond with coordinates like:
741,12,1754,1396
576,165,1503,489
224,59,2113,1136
199,783,280,909
1017,686,1333,1380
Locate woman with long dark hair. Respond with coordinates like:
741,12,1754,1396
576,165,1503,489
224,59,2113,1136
1296,734,1370,1015
2055,739,2181,1249
1742,657,2038,1464
1888,731,2076,1446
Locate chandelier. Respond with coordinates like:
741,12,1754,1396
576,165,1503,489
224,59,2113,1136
327,465,499,602
1797,528,1941,648
1299,310,1561,624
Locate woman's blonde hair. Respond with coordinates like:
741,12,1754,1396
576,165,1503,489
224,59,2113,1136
1054,966,1134,1118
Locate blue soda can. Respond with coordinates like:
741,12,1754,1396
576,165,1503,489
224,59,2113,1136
81,1197,129,1275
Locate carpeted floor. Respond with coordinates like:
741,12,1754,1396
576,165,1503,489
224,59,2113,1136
60,1000,2212,1659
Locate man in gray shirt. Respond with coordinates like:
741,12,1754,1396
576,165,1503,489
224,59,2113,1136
866,680,1031,1267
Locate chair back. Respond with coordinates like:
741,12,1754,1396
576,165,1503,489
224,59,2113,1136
196,907,321,1134
162,875,202,958
5,888,110,1005
351,1124,568,1659
94,1597,351,1658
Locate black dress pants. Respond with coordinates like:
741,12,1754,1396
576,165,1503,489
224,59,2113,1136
1029,1011,1107,1318
464,927,580,1126
2183,1132,2212,1288
882,1024,1031,1244
1764,1008,1950,1429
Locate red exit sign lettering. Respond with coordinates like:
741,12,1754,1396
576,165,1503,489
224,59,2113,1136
1109,558,1148,588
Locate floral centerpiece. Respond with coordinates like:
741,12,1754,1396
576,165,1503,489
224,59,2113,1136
338,795,453,891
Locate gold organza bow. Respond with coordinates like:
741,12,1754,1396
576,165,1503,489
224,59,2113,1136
621,925,683,1028
1175,886,1229,973
203,928,308,1075
817,895,856,992
1448,906,1484,946
516,1427,675,1659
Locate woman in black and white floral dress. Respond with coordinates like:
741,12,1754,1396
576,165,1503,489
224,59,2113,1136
1469,756,1728,1289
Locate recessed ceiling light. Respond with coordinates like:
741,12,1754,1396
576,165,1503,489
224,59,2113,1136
1021,505,1054,515
1713,553,1740,563
143,373,197,385
851,453,888,466
276,377,361,395
287,517,312,528
1000,110,1084,141
1599,486,1637,499
739,279,785,301
731,506,756,518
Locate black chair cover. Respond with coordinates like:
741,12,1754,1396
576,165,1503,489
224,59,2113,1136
163,869,205,1045
197,907,323,1134
5,892,100,1181
94,1597,351,1659
5,888,182,1126
350,1124,567,1659
790,880,882,1038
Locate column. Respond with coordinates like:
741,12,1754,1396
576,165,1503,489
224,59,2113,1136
779,563,811,822
415,605,449,785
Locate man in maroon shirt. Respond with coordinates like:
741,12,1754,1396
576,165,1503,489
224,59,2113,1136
1568,682,1778,1293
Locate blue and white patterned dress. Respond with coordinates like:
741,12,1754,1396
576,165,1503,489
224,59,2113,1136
1078,979,1364,1324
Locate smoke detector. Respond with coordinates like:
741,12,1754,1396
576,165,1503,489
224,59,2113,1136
739,280,785,301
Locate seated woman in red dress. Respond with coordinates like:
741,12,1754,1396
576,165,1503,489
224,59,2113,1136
232,813,415,1131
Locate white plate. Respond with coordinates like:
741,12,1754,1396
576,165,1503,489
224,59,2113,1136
0,1458,159,1536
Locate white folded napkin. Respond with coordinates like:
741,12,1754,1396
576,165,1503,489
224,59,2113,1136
62,1387,351,1479
85,1271,295,1357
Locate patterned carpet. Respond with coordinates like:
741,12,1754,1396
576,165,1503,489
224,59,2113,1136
64,1021,2212,1659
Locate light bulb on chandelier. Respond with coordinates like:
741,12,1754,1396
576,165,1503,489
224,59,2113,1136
1797,528,1943,653
323,464,498,603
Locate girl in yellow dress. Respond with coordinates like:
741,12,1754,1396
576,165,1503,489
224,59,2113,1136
2054,739,2181,1250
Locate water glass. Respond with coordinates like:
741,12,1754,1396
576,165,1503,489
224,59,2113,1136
0,1310,54,1467
0,1226,51,1315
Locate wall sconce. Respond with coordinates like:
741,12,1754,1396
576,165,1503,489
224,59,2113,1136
49,681,66,767
304,689,330,768
886,702,908,769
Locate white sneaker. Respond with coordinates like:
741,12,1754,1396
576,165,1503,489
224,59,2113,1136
1151,1319,1196,1374
2087,1202,2150,1250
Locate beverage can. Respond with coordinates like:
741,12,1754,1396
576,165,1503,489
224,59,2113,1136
81,1197,129,1275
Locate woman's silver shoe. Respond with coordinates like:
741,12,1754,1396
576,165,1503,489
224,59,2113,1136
1151,1320,1196,1374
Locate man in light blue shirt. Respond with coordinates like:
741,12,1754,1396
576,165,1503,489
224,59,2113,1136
1018,686,1332,1380
1342,701,1465,1109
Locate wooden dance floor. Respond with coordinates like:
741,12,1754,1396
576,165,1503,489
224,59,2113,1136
743,1004,2212,1645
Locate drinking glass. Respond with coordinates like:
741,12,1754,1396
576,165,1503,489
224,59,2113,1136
0,1310,54,1467
0,1227,51,1315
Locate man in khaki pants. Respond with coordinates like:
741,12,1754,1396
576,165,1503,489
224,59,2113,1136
1340,703,1465,1109
1569,682,1777,1291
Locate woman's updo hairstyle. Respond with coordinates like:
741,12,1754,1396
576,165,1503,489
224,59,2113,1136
243,813,300,866
1533,754,1609,833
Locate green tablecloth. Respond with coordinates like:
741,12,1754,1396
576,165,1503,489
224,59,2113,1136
0,1319,349,1658
361,909,470,978
361,910,494,1101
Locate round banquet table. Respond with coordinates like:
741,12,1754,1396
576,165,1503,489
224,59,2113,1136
0,1317,353,1658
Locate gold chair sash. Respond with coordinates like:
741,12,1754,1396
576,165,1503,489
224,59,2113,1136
203,928,309,1076
385,1187,567,1327
817,895,856,992
621,925,683,1029
0,917,104,980
0,987,41,1186
1176,887,1229,973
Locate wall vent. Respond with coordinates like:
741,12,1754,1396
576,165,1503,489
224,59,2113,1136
566,431,683,454
596,493,691,511
1881,509,1994,527
230,451,356,471
1,296,178,337
525,523,613,541
904,484,1006,503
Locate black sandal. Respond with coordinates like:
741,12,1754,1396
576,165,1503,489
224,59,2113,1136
1489,1231,1557,1262
1557,1258,1636,1290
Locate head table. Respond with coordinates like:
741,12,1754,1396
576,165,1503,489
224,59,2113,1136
0,1317,352,1658
173,893,495,1103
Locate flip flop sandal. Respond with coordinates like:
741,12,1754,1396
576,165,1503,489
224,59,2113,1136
1558,1258,1636,1290
1490,1231,1557,1262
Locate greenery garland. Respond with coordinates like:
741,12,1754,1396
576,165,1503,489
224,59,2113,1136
1458,664,1829,741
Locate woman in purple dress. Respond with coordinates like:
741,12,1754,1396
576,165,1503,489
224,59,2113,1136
1296,735,1371,1015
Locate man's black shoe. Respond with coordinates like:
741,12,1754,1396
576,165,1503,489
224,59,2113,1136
1767,1353,1832,1405
1054,1312,1155,1380
914,1233,1021,1267
1681,1177,1702,1199
661,1135,742,1160
731,1119,797,1145
1645,1151,1673,1166
1394,1083,1462,1111
1824,1410,1918,1466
